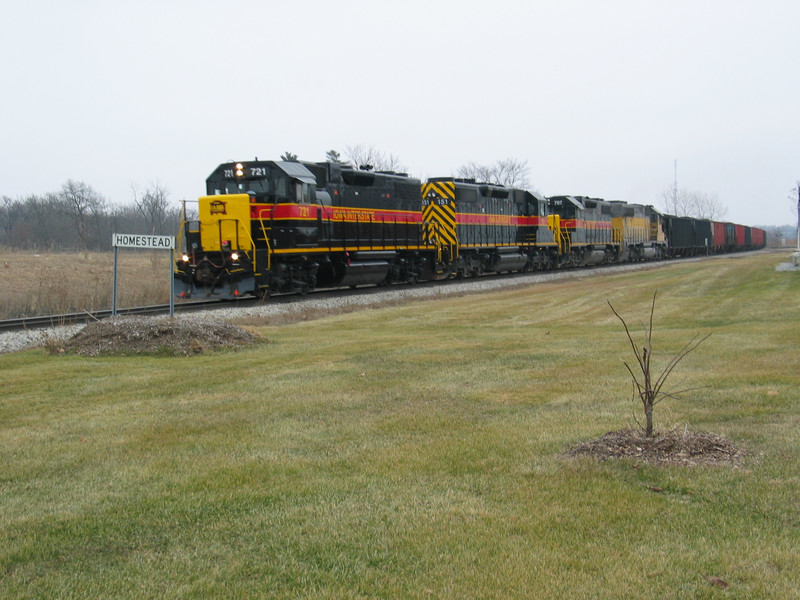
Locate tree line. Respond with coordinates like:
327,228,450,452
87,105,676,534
1,181,181,251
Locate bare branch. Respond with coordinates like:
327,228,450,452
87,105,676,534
609,292,709,436
345,144,406,172
457,158,531,189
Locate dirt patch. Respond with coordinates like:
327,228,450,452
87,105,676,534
57,318,259,357
565,428,747,467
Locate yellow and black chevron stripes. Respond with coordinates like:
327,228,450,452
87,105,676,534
421,181,458,252
423,180,456,202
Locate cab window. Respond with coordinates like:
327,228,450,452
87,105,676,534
274,176,289,200
295,182,312,204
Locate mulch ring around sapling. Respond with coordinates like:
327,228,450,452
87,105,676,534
565,427,747,467
57,317,260,357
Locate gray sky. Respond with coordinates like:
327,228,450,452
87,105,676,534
3,0,798,226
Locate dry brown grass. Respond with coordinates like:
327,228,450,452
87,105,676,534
0,248,174,318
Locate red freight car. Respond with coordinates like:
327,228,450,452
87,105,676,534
735,225,745,249
712,221,726,252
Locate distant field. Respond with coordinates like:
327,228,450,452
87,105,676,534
0,248,173,318
1,251,799,598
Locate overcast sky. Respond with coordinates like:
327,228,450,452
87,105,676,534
3,0,798,226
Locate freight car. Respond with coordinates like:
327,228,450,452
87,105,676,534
173,159,766,299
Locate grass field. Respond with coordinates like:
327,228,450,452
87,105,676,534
1,252,799,598
0,248,172,318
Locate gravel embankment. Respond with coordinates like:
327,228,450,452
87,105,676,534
0,261,670,355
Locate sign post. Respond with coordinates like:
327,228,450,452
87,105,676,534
111,233,176,317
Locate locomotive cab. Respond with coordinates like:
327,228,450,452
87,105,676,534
207,161,317,206
547,195,583,260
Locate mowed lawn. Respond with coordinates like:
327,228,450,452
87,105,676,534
1,252,799,599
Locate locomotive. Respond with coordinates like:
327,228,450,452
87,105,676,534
173,159,766,299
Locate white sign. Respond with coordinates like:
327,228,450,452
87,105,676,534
111,233,177,317
112,233,175,249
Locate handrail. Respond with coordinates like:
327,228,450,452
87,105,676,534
256,217,272,271
548,214,570,254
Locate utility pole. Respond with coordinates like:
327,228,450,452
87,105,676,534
673,160,678,215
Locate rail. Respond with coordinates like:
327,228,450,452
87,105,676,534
0,299,234,333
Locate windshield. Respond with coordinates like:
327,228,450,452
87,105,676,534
207,172,289,201
206,164,314,203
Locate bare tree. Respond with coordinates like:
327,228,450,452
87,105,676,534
659,186,696,216
495,158,531,188
789,182,799,218
345,144,405,172
131,181,170,234
25,194,60,249
692,191,728,220
789,182,799,248
658,186,727,220
57,180,106,250
0,196,23,246
608,292,710,437
456,161,495,183
456,158,531,189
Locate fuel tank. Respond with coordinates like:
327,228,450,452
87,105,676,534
581,249,608,266
338,261,391,287
490,252,528,272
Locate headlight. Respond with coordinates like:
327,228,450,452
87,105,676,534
181,254,190,262
235,163,244,177
231,252,239,261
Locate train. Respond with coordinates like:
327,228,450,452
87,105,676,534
173,159,766,299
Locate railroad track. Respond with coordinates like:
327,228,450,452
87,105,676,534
0,299,236,333
0,268,549,333
0,252,761,334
